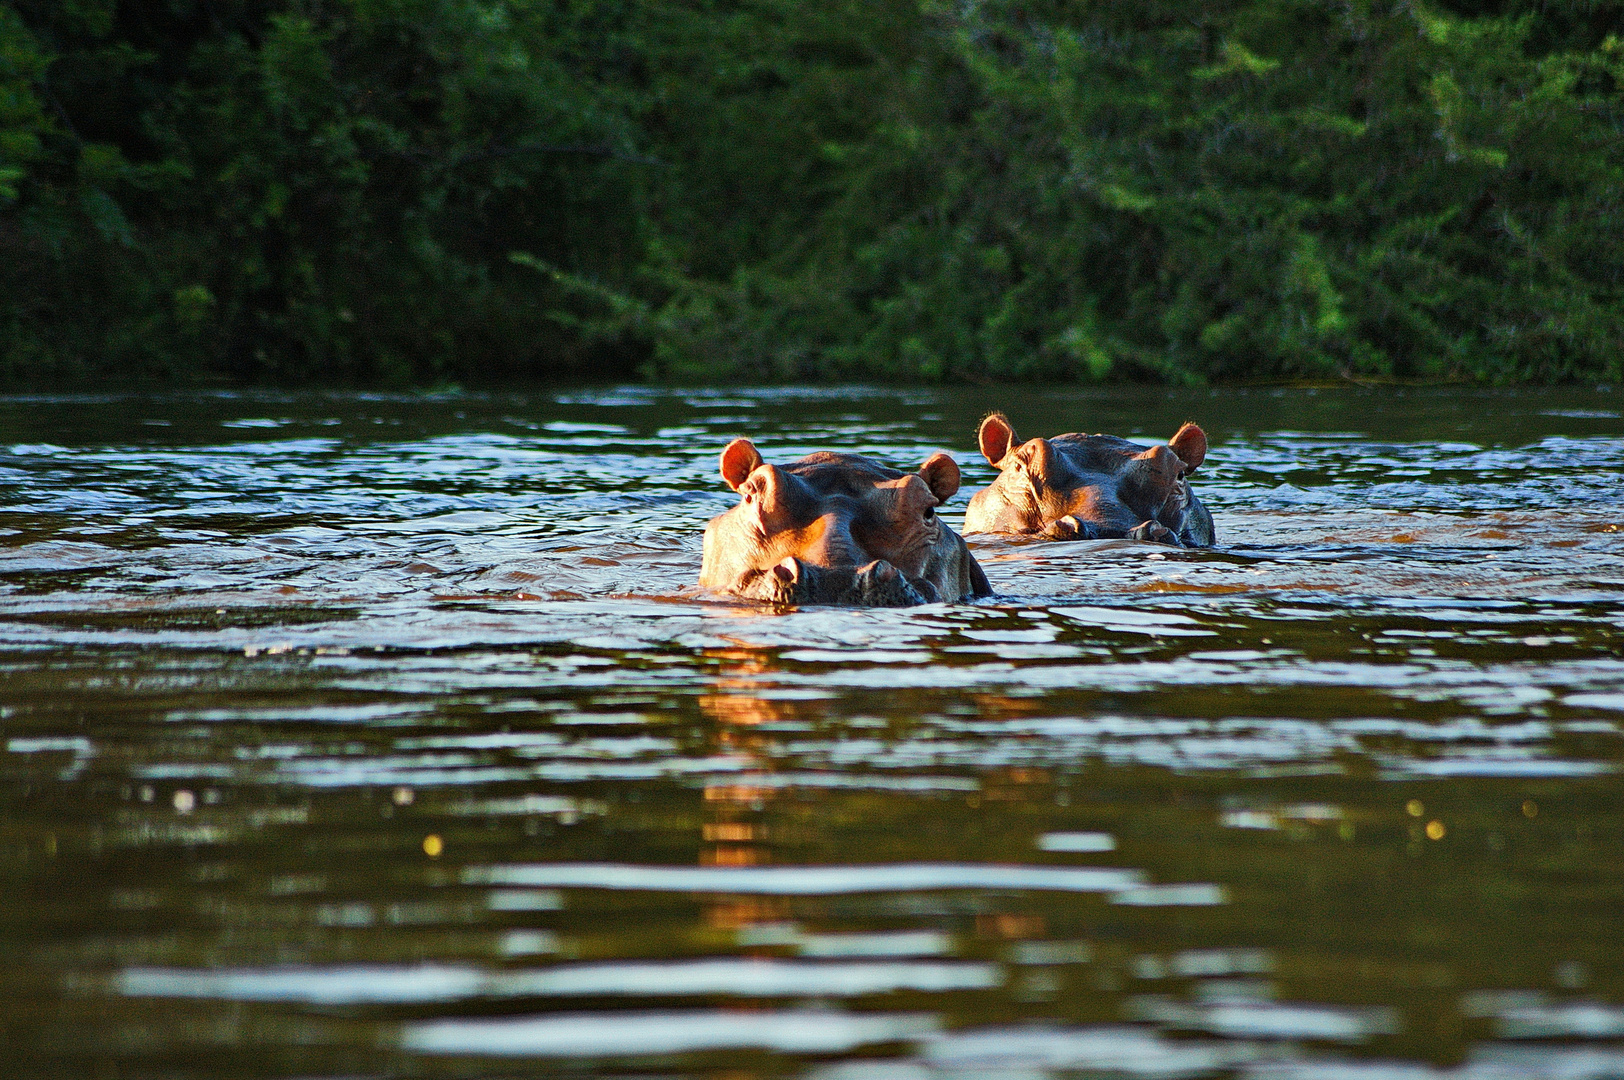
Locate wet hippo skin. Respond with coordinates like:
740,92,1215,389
963,413,1215,547
700,439,993,606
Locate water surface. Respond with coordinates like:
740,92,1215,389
1,385,1621,1077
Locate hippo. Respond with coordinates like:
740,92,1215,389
700,439,993,606
963,413,1215,547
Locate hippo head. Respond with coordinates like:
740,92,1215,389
963,414,1215,547
699,439,992,606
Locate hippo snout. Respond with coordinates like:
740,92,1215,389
753,556,930,607
843,560,930,607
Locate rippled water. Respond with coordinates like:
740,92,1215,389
2,385,1621,1078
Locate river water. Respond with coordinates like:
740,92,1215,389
1,385,1621,1078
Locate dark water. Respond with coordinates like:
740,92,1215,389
1,385,1621,1079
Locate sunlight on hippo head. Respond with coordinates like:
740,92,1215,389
699,439,989,607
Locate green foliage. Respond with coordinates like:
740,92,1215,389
0,0,1620,383
645,0,1624,384
1,0,660,382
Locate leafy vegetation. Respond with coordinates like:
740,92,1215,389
2,0,1621,384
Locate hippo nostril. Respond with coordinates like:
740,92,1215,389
773,558,801,584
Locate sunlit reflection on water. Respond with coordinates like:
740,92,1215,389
1,386,1621,1075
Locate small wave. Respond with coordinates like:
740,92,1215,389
402,1008,940,1056
464,862,1146,894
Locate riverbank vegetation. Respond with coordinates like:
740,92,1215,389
3,0,1621,385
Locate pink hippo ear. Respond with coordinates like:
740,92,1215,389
917,452,961,503
1169,423,1207,473
719,438,764,491
977,413,1017,466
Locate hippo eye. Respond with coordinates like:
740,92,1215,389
923,506,935,520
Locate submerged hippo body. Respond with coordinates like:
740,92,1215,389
963,414,1215,547
700,439,992,606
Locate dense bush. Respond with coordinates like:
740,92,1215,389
1,0,1620,384
1,0,659,382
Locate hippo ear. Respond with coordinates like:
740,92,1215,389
917,452,961,503
977,413,1017,466
1169,423,1207,473
719,438,764,491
